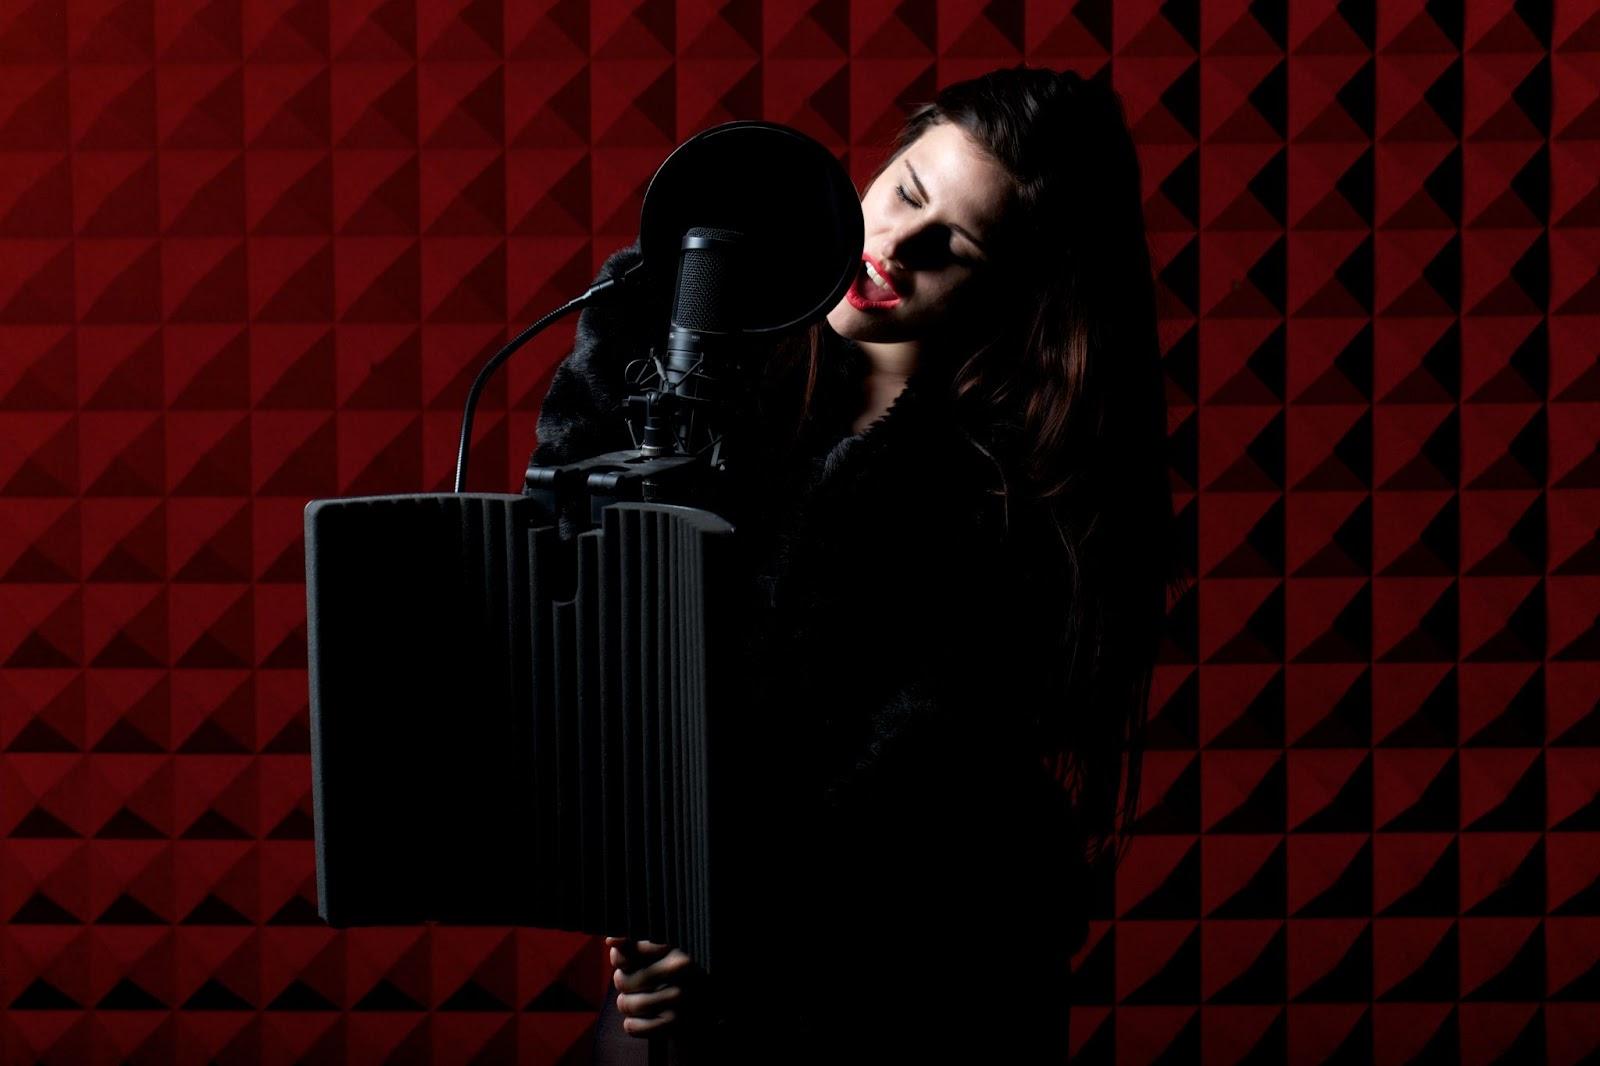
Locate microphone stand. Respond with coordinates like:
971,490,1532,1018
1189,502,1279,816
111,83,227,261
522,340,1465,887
519,361,734,532
520,231,754,533
452,254,743,1066
319,119,861,1066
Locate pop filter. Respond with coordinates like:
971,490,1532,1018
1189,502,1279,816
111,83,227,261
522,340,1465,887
636,121,864,335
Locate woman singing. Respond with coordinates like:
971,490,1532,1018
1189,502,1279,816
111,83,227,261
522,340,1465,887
530,63,1187,1065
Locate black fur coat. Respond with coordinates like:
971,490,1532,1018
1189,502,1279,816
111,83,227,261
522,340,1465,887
529,242,1091,1063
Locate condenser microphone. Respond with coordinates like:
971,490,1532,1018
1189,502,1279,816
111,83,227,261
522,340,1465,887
631,227,749,457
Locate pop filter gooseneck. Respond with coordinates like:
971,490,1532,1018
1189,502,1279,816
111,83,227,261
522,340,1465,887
453,121,862,492
452,260,647,492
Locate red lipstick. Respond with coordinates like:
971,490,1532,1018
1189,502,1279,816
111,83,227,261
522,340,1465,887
846,253,901,310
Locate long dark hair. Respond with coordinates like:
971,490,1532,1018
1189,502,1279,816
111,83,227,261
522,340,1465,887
779,65,1189,867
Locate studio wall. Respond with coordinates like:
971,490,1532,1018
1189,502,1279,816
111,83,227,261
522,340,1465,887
1,0,1598,1062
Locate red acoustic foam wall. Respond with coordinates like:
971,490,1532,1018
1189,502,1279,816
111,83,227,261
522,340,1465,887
1,1,1598,1063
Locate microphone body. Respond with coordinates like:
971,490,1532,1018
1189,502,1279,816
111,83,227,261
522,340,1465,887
641,227,749,460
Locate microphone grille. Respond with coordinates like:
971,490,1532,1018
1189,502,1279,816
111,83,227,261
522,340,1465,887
672,227,745,333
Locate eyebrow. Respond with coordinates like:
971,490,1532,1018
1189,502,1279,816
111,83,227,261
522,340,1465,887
905,159,989,255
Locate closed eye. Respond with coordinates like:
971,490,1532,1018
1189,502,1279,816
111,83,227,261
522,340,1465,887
895,184,979,262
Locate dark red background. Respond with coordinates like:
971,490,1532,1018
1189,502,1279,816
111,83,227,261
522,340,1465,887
2,0,1598,1062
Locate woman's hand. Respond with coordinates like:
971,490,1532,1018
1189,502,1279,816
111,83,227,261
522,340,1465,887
606,936,712,1039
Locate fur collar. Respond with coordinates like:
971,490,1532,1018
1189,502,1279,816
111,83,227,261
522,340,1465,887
734,328,1050,810
781,328,1009,515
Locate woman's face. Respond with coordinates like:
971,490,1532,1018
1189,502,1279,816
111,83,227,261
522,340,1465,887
827,121,1019,351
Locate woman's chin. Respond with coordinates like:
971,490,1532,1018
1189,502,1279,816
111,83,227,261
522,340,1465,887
827,302,900,342
825,303,861,339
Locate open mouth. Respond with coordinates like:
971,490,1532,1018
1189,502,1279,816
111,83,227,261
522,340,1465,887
846,258,901,309
860,259,898,300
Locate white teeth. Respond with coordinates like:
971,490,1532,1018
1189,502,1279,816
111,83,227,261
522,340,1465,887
865,261,891,289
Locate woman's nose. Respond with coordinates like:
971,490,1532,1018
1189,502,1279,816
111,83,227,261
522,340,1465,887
880,222,940,268
878,230,915,270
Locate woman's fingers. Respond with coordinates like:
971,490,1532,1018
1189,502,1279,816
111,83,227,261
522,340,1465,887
606,938,674,971
621,1009,677,1036
605,939,704,1039
611,948,694,992
615,984,683,1018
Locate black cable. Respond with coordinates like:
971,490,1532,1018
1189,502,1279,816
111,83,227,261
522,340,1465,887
453,260,648,493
